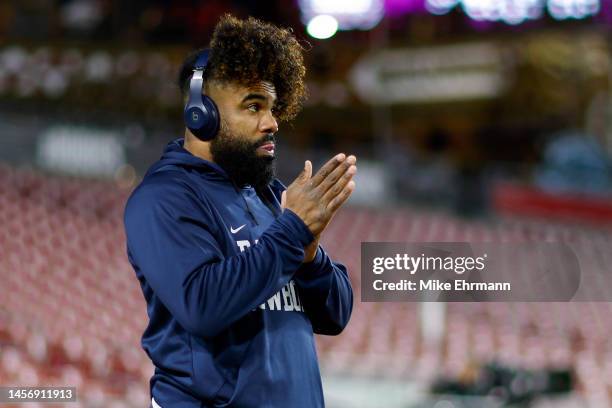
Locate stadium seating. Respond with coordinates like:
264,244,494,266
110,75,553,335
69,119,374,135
1,164,612,407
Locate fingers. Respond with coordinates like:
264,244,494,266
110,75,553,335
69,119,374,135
327,180,355,213
320,161,356,205
317,155,356,197
285,154,355,234
310,154,345,188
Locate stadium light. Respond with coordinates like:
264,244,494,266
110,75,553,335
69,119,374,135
425,0,599,23
298,0,384,30
548,0,600,20
306,15,339,39
462,0,544,24
426,0,460,15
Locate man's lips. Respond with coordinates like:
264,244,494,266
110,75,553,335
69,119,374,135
257,142,275,155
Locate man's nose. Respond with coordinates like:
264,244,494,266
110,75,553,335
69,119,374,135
259,111,278,134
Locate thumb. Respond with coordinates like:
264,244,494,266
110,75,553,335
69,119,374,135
281,190,286,209
301,160,312,182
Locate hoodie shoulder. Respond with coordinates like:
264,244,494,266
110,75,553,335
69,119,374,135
138,168,194,196
125,170,200,218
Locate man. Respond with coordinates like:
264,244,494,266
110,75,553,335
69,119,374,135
124,14,356,408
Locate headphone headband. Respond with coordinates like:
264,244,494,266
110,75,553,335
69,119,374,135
194,49,210,71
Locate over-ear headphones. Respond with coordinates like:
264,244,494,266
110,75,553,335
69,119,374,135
184,49,220,141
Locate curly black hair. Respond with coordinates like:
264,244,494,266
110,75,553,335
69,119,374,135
178,14,307,122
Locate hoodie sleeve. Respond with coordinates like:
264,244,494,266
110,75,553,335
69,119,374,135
293,246,353,335
124,178,313,339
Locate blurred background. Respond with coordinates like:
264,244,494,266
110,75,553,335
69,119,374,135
1,0,612,407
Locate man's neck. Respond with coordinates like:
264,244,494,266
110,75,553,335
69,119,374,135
183,130,214,162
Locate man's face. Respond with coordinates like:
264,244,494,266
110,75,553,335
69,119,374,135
207,80,279,189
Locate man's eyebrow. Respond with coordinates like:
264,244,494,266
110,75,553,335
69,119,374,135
241,93,276,104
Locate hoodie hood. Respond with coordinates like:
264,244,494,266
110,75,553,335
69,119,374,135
145,138,229,181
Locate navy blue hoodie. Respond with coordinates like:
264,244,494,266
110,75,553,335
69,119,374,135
123,138,353,407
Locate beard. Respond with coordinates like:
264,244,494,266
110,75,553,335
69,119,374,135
210,120,276,191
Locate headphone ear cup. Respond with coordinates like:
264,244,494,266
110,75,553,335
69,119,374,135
184,96,220,141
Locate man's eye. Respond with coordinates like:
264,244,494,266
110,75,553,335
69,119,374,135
247,104,259,112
